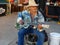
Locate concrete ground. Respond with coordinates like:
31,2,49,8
0,12,60,45
0,12,18,45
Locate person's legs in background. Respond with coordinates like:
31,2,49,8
58,16,60,24
56,7,60,24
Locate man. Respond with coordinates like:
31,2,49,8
17,0,45,45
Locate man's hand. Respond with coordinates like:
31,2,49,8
37,24,43,30
19,20,24,25
37,24,50,29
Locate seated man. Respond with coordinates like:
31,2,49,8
17,0,45,45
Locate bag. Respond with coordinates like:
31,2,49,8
42,30,48,42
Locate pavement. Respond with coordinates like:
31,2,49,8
0,12,18,45
0,12,60,45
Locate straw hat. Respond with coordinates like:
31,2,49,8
28,0,38,6
23,0,38,10
23,0,38,7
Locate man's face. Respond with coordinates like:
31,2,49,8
29,6,38,13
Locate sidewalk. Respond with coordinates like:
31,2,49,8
0,12,18,45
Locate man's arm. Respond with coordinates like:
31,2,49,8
37,11,49,30
38,11,45,23
17,12,24,25
17,10,31,29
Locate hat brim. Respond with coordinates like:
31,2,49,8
28,4,38,7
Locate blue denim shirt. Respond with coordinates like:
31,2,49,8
17,10,45,29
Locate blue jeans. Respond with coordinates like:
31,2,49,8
18,28,45,45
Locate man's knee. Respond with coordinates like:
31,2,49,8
18,28,25,35
38,32,45,40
